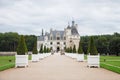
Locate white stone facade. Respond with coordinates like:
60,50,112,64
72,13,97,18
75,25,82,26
37,21,80,52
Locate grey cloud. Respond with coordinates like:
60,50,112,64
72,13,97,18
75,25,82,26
0,0,120,36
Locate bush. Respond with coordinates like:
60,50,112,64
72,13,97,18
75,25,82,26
87,36,98,55
44,46,47,53
32,41,38,54
78,41,83,54
73,45,76,53
17,35,28,55
70,47,73,53
39,44,43,53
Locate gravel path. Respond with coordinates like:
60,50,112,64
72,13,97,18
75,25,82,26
0,54,120,80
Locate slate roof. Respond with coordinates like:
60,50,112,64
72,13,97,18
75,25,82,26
50,30,64,40
37,21,79,41
37,35,44,41
71,27,79,35
67,25,71,29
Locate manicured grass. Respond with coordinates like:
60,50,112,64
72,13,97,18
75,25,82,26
85,55,120,74
100,56,120,74
0,56,15,71
0,55,32,71
100,56,120,62
100,62,120,74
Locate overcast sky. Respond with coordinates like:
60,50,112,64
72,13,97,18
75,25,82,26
0,0,120,36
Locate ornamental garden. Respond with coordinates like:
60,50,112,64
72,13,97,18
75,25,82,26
0,32,120,74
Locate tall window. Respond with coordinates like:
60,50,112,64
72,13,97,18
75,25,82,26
50,42,52,45
64,42,66,45
57,42,60,44
57,37,60,40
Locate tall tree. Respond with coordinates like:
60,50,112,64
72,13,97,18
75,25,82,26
109,37,120,56
73,45,76,53
39,44,43,53
70,46,73,53
44,46,47,53
25,35,37,51
78,41,83,54
17,35,28,55
32,41,38,54
96,37,108,54
87,36,98,55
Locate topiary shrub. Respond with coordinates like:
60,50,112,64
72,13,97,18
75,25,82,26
44,46,47,53
87,36,98,55
78,41,83,54
39,44,43,53
70,47,72,53
17,35,28,55
32,41,38,54
73,45,76,53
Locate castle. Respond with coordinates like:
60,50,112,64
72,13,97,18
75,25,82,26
37,21,80,52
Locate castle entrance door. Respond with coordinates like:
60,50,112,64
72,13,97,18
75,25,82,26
57,46,60,52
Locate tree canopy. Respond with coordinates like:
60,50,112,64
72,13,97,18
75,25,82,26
109,37,120,56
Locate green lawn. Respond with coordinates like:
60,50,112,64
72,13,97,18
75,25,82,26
84,55,120,74
100,56,120,74
0,56,15,71
0,55,120,74
0,55,32,71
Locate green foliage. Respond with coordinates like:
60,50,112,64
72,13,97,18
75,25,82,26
0,56,15,71
100,63,120,74
78,41,83,54
32,41,38,54
69,47,73,53
17,35,28,55
0,32,19,51
81,36,89,54
39,44,43,53
44,46,47,53
25,35,37,51
0,55,32,71
65,47,70,53
0,32,36,51
64,46,66,52
96,37,108,54
109,37,120,56
46,48,50,53
87,36,98,55
100,55,120,74
73,45,76,53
